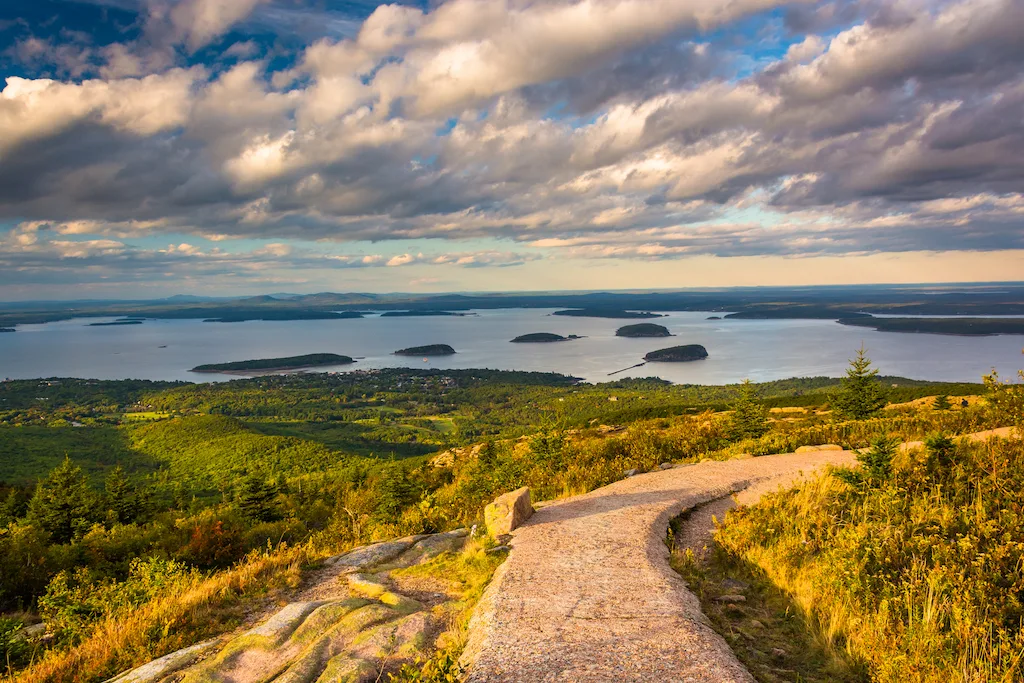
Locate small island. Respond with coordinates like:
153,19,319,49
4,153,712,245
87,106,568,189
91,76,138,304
380,311,466,317
510,333,581,343
706,316,722,320
553,309,664,319
191,353,355,373
394,344,457,356
644,344,709,362
616,323,671,338
88,319,144,327
0,327,14,333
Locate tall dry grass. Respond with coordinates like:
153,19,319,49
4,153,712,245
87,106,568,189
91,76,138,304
11,545,311,683
715,434,1024,683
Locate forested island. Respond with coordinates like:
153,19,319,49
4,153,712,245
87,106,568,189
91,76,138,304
553,309,664,319
88,320,144,327
394,344,457,356
0,327,14,332
838,316,1024,336
510,333,581,343
190,353,356,373
379,311,466,317
644,344,709,362
616,323,672,337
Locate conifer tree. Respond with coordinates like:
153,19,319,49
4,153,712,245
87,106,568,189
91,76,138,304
237,474,279,522
373,464,412,525
933,394,951,411
27,458,97,544
831,346,888,420
104,466,143,524
729,379,769,439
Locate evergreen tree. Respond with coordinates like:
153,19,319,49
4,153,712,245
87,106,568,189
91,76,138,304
729,379,769,439
27,458,97,544
933,394,951,411
104,466,143,524
831,346,888,420
237,474,279,522
373,464,412,525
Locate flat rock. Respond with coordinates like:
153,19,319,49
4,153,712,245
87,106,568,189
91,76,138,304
106,639,222,683
347,573,389,599
389,529,469,568
332,536,426,572
245,601,325,645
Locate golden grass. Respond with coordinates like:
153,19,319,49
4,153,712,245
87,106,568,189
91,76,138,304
11,546,311,683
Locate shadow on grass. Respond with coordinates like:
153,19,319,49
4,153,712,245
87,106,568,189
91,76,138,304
668,506,870,683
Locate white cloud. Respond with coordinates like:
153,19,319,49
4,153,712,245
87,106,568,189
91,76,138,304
168,0,272,51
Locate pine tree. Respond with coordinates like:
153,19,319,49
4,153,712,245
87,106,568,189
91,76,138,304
27,457,98,544
933,394,951,411
237,474,279,522
831,346,888,420
104,466,143,524
729,379,769,439
373,464,412,525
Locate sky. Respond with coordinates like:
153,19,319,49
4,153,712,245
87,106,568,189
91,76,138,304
0,0,1022,300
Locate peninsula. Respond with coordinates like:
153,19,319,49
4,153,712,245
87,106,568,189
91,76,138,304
644,344,709,362
379,311,466,317
616,323,671,337
838,316,1024,336
510,333,581,343
553,309,664,319
0,327,14,333
394,344,457,356
190,353,355,373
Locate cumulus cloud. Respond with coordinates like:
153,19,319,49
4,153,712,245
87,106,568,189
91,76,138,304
0,0,1023,292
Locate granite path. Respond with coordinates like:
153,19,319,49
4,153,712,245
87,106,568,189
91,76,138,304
462,427,1017,682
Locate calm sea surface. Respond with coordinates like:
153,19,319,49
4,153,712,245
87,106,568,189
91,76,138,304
1,309,1022,384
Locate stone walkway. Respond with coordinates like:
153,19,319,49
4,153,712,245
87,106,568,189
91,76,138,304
462,427,1017,682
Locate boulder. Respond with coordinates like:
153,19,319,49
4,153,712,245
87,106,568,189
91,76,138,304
484,487,534,537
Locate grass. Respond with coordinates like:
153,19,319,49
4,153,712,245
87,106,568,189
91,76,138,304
676,432,1024,683
670,523,869,682
120,412,173,421
10,545,310,683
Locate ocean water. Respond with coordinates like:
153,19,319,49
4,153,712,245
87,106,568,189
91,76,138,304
1,309,1022,384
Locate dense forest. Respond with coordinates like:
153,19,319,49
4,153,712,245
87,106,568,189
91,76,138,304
0,362,1018,682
